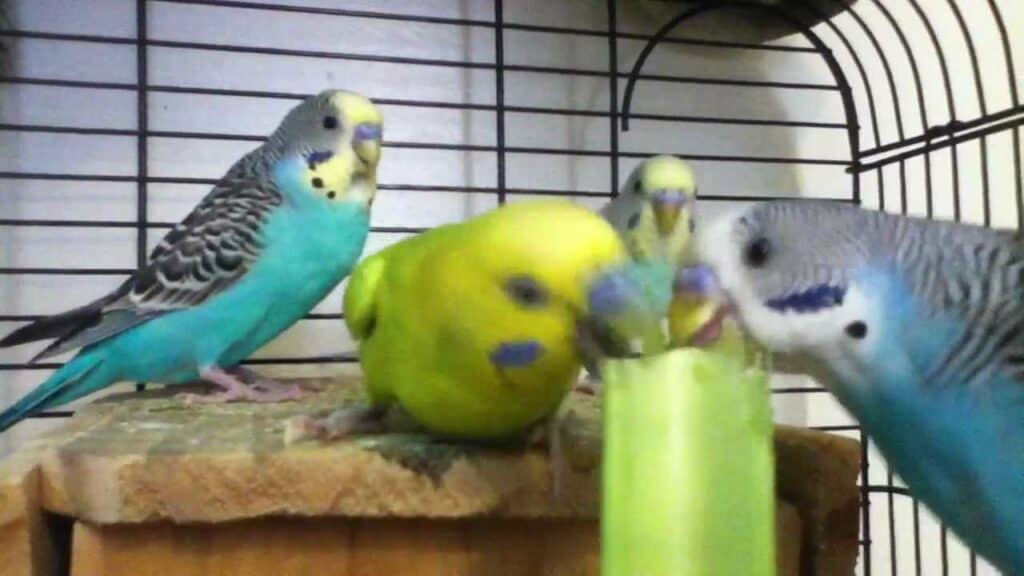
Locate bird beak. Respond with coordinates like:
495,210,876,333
674,264,718,297
652,191,687,236
673,264,735,347
352,122,383,167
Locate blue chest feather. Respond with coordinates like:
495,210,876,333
108,202,369,383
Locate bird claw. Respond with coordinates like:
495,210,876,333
178,389,246,405
178,367,305,405
284,406,385,444
232,367,309,401
249,382,306,402
177,384,303,405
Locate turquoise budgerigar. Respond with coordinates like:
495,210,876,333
697,200,1024,574
0,89,384,431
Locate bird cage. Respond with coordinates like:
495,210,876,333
1,1,1021,574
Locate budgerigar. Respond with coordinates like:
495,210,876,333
697,200,1024,574
0,89,383,431
601,154,696,265
583,155,719,379
290,199,628,442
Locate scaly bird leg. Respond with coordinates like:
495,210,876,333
284,405,387,444
180,367,302,405
527,415,569,502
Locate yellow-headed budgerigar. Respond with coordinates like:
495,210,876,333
289,199,629,441
601,154,696,266
698,200,1024,574
0,89,383,430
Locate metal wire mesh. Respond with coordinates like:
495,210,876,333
0,1,1021,574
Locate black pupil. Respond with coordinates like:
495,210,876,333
846,321,868,339
506,277,547,307
323,115,339,130
745,237,771,268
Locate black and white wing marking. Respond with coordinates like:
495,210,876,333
129,178,281,310
26,173,283,360
909,230,1024,388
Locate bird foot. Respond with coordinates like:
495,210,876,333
180,385,304,405
284,406,386,445
232,367,310,400
178,367,305,405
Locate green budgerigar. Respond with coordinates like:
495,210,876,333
288,199,630,442
0,90,383,430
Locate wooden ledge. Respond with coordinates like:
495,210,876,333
0,377,861,575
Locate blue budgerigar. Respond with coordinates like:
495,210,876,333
698,200,1024,574
0,89,383,430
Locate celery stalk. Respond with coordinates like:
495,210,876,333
601,348,775,576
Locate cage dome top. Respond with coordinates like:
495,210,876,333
636,0,859,43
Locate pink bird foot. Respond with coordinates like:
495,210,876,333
178,367,303,405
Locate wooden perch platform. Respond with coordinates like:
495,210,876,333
0,378,861,575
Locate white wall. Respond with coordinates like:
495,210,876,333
0,1,1019,574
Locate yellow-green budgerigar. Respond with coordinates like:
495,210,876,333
293,199,629,441
0,90,383,430
601,154,697,265
584,155,706,368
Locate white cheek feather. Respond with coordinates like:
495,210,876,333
698,211,879,361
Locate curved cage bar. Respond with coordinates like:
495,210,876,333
621,1,1022,574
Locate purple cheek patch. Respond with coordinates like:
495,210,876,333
765,283,846,313
490,340,545,368
306,150,334,168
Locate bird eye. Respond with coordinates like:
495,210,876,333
633,180,643,194
744,236,771,268
322,115,339,130
845,321,868,339
504,276,549,308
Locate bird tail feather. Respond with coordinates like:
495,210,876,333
0,352,110,432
